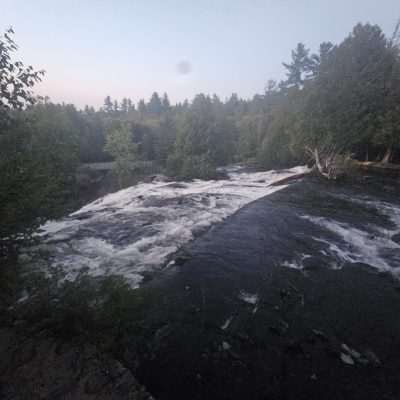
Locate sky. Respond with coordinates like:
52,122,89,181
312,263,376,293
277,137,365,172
2,0,400,108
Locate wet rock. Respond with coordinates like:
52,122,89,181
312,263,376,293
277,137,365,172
341,343,361,360
222,341,231,351
312,329,329,342
221,316,233,330
238,291,259,305
340,353,355,365
0,328,153,400
154,324,171,343
364,350,381,366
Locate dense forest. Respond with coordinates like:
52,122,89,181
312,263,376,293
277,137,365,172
1,22,400,256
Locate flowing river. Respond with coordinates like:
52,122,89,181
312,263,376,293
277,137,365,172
20,167,400,400
31,166,308,285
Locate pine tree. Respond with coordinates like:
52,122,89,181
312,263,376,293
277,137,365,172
138,99,146,114
103,96,113,113
162,93,170,111
148,92,163,114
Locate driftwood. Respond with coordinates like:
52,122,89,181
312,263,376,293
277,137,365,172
381,147,393,164
269,171,310,187
354,160,400,176
306,146,349,180
304,144,399,179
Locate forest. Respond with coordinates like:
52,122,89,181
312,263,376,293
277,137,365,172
1,22,400,256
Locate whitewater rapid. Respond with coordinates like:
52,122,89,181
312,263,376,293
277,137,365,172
282,194,400,275
31,166,308,286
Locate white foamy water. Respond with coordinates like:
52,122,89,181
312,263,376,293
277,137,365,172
294,196,400,274
305,216,399,270
31,166,308,286
238,290,259,305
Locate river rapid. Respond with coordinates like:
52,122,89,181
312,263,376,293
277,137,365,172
31,166,308,285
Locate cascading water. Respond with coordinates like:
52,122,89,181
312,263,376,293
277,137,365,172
28,166,309,286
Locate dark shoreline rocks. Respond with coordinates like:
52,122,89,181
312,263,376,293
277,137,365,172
0,328,154,400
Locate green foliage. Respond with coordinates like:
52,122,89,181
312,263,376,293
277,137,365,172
259,23,400,166
282,42,315,88
168,94,236,179
105,124,138,188
0,105,79,253
6,271,161,357
0,30,79,257
0,28,44,127
147,92,163,114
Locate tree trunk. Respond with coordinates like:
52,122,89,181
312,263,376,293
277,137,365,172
314,148,332,179
381,146,392,164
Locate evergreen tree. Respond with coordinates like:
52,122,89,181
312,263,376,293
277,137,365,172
162,93,170,111
113,100,119,113
282,43,315,88
121,98,129,113
138,99,146,114
147,92,163,114
103,96,113,113
127,98,135,112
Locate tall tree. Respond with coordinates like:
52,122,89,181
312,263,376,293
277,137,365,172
103,96,113,113
137,99,146,115
162,93,170,111
105,124,137,188
120,98,129,113
147,92,163,114
282,43,315,88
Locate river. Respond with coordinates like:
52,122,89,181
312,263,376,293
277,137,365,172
19,168,400,399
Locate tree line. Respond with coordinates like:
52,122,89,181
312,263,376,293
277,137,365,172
1,22,400,255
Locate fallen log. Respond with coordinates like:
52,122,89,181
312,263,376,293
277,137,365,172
353,160,400,176
269,170,311,187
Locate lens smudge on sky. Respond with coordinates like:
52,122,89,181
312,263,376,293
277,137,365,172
176,61,192,75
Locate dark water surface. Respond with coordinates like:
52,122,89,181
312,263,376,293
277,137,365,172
133,176,400,400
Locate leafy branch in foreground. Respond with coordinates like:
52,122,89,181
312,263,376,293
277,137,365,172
0,27,45,126
0,30,78,259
